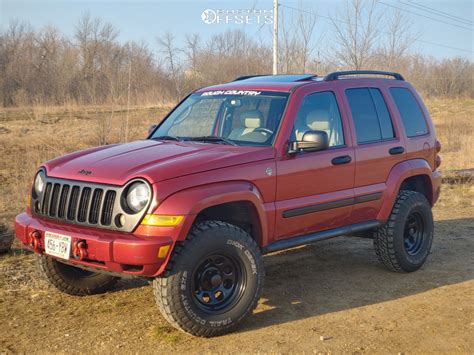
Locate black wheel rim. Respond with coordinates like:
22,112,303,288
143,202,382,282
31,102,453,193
403,211,425,255
192,253,246,313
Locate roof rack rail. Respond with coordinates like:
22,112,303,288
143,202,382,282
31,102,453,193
324,70,405,81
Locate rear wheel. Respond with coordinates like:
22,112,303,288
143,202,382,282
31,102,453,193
374,190,434,272
36,255,118,295
153,220,264,337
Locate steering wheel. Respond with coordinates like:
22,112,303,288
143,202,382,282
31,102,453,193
253,127,273,136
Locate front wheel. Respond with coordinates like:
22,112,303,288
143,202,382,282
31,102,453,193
153,220,264,337
374,190,434,272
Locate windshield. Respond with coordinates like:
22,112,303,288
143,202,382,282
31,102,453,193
151,90,289,146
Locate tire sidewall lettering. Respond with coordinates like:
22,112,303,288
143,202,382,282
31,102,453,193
227,239,258,275
177,235,261,329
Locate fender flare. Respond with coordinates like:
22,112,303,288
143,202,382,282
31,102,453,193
377,159,434,221
152,181,269,245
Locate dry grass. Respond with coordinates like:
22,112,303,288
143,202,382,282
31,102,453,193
426,98,474,171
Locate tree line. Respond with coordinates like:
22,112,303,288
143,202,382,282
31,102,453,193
0,1,472,108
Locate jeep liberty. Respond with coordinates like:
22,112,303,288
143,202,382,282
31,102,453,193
15,70,442,336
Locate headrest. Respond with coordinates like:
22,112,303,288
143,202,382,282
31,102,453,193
240,110,263,128
306,109,330,131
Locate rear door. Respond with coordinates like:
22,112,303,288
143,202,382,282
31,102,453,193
274,87,355,239
341,83,407,223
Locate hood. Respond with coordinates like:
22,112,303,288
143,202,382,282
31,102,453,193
44,140,275,185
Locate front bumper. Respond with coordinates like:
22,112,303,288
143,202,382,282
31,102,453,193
15,213,173,277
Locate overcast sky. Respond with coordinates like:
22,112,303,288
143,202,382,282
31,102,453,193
1,0,473,60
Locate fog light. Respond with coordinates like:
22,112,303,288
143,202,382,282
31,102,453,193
115,214,126,228
141,214,184,226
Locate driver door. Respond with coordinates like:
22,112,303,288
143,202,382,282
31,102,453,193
274,90,355,239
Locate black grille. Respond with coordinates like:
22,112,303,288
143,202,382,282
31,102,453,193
67,186,80,221
101,190,116,226
38,181,116,227
77,187,91,222
41,183,52,214
88,189,103,224
57,185,69,218
49,183,61,216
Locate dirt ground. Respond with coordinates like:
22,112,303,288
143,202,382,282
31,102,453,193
1,183,473,354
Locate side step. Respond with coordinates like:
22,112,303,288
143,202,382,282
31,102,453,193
263,220,381,254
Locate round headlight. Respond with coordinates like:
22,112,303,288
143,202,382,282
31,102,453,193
126,182,150,213
34,170,46,195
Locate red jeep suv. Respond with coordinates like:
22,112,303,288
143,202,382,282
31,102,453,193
16,70,442,336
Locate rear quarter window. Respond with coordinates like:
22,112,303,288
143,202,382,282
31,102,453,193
389,88,428,137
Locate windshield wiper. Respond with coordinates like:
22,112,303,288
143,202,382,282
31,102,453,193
152,135,181,142
185,136,237,146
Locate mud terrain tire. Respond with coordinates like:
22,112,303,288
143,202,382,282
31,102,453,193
374,190,434,272
37,255,118,295
153,220,264,337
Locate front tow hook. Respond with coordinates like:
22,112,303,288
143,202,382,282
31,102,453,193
72,240,88,261
28,230,42,252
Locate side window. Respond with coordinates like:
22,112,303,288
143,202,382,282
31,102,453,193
346,88,395,144
370,89,395,140
292,91,344,147
390,88,428,137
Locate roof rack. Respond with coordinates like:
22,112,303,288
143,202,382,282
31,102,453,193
232,74,318,82
324,70,405,81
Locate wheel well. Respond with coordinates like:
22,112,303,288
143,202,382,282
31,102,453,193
195,201,263,246
400,175,433,205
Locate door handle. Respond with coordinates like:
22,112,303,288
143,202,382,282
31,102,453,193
331,155,352,165
389,146,405,155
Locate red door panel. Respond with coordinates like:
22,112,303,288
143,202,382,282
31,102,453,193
274,147,355,239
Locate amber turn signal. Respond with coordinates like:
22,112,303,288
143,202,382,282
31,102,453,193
157,245,171,259
141,214,184,226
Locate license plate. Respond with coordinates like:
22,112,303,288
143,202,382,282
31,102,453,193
44,231,72,260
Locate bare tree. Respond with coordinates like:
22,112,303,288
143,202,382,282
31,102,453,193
74,12,119,104
297,4,318,72
330,0,380,69
280,7,300,73
157,32,183,100
185,33,201,73
0,21,35,106
382,8,417,70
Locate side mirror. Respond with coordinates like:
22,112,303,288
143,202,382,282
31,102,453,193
289,130,329,154
148,124,157,136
